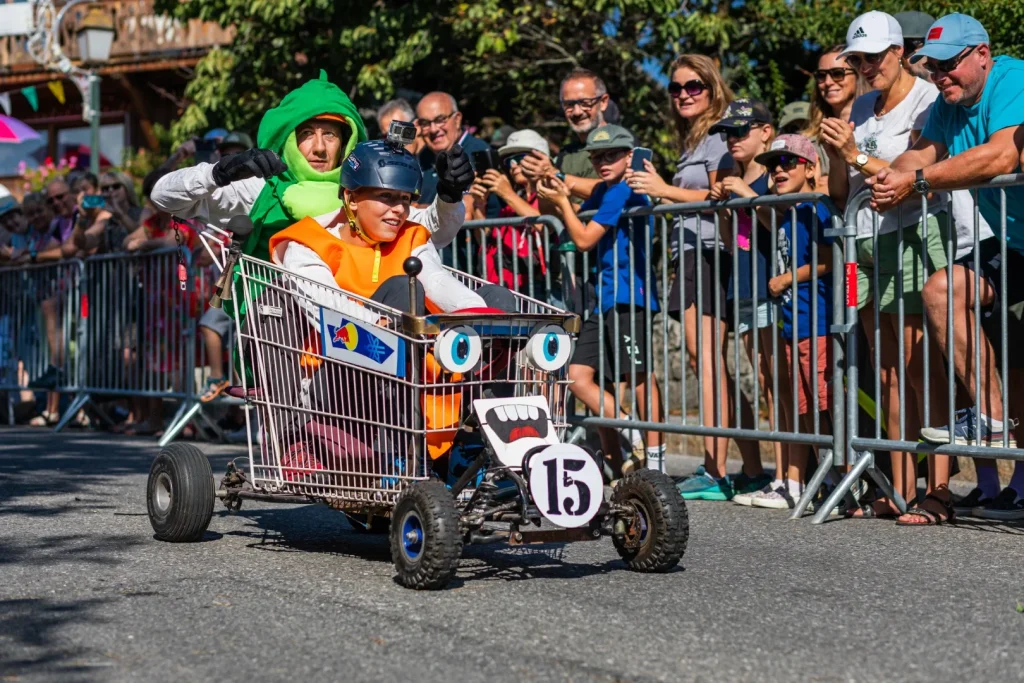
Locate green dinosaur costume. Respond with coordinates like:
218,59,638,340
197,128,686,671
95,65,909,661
243,69,368,261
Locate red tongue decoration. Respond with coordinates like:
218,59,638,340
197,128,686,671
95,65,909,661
509,426,540,442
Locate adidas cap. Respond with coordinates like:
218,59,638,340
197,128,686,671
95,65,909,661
840,11,903,58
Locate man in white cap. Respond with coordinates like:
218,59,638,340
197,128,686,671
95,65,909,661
870,13,1024,523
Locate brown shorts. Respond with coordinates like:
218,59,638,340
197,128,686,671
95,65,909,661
781,336,833,415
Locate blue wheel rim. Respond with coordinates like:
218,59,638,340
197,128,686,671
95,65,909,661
636,505,650,544
401,511,424,562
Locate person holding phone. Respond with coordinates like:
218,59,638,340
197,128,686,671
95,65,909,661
64,172,114,258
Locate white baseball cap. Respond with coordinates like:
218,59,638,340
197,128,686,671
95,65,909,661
840,11,904,57
498,129,550,158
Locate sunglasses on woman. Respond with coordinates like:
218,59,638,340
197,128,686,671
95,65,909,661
814,67,856,82
845,49,890,70
100,183,122,193
923,45,977,75
502,153,527,170
668,79,707,98
768,155,808,172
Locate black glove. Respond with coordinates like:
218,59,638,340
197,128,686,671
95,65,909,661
211,148,287,187
434,143,474,203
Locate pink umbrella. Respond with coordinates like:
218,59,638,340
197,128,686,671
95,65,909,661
0,115,42,144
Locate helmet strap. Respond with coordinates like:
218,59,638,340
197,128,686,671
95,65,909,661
343,201,382,283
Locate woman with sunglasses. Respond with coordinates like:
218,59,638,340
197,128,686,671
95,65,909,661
468,129,550,299
803,44,867,191
822,11,953,519
626,54,738,500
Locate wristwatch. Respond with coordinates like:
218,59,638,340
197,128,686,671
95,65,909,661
913,168,930,194
854,153,869,169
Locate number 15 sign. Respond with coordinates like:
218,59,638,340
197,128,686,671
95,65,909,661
525,444,603,528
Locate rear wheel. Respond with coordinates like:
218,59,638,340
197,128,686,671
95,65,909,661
611,469,688,572
390,481,463,590
147,443,215,542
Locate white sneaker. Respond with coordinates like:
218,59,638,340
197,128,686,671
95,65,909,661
734,485,771,507
750,486,797,510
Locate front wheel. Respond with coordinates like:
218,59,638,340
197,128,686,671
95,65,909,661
611,469,689,572
390,481,463,590
147,443,215,542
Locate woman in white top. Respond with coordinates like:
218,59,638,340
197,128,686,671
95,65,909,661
821,11,967,520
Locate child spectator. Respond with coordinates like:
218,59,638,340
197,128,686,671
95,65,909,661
707,98,780,503
538,124,664,475
750,134,834,509
469,129,550,299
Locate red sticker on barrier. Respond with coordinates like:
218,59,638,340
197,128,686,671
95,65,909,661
845,263,857,308
81,294,89,319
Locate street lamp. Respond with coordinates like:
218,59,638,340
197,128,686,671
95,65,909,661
27,0,115,174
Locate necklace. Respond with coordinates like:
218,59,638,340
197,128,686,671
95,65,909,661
876,72,912,117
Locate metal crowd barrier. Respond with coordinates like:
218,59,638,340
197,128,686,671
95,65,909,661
0,259,84,429
819,173,1024,522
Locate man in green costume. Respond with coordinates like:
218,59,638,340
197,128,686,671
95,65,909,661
151,70,474,258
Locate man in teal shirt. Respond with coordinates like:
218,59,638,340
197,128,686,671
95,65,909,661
869,13,1024,523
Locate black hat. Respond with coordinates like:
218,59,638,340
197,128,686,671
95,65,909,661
709,98,773,136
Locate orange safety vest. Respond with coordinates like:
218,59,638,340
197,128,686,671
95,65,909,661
271,214,463,461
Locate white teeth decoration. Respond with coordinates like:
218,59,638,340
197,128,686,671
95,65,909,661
494,406,508,422
528,405,539,420
515,405,530,420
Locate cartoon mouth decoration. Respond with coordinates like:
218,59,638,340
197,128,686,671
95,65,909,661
485,404,550,443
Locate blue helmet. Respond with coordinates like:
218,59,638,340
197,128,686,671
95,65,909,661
341,140,422,199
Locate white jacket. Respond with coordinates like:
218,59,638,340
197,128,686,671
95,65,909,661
150,162,464,247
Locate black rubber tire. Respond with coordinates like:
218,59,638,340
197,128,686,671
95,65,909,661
147,443,215,543
610,469,689,572
390,481,463,590
344,513,391,534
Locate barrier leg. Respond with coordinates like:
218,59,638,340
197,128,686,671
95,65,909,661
790,447,834,519
159,400,199,448
866,461,908,515
811,450,873,524
53,392,91,433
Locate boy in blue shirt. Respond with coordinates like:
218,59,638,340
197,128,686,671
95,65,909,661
538,124,663,475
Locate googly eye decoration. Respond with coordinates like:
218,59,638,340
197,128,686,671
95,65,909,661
525,324,573,372
435,325,482,374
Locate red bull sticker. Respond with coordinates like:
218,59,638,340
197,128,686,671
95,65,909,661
319,307,405,377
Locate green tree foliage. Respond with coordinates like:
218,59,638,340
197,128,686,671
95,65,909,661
156,0,1023,165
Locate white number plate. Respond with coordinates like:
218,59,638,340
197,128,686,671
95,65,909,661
525,444,603,528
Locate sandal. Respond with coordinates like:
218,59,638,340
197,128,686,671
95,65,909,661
200,377,230,403
28,410,59,427
896,493,956,526
844,500,899,519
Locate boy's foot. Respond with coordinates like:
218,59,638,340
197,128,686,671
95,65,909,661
733,484,772,507
972,487,1024,521
730,471,772,496
920,408,1017,447
675,466,734,501
750,486,796,510
952,487,992,517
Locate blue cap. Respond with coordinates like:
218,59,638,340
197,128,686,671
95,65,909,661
203,128,229,141
341,140,422,199
910,13,989,64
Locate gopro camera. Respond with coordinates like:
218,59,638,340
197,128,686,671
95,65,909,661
386,120,417,151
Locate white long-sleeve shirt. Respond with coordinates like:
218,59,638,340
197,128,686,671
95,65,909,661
271,209,484,327
150,162,465,247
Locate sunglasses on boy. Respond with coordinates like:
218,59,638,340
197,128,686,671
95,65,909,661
767,155,808,172
845,48,890,70
721,122,770,140
667,79,707,98
813,67,856,82
922,45,978,75
502,153,528,170
589,148,628,165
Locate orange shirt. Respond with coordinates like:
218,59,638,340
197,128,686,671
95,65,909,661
269,216,430,298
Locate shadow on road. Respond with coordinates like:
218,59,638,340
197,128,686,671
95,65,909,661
0,597,113,678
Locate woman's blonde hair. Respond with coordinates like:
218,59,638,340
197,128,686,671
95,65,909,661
803,45,869,140
669,54,734,154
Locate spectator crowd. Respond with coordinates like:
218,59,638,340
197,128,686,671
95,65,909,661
3,10,1024,525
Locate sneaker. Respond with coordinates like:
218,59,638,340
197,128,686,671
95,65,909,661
750,486,797,510
675,466,734,501
971,487,1024,521
620,442,646,476
920,408,1017,447
730,471,772,496
733,484,772,507
279,442,324,482
953,487,992,517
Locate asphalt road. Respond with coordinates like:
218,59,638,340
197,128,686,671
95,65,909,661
2,427,1023,683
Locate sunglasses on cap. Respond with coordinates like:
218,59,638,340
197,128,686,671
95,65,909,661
846,48,891,70
668,79,707,98
814,67,856,82
589,148,628,164
502,153,528,170
923,45,977,75
767,155,809,172
720,122,771,139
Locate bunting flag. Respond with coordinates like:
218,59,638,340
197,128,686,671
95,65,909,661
47,80,65,105
20,86,38,112
0,93,9,116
